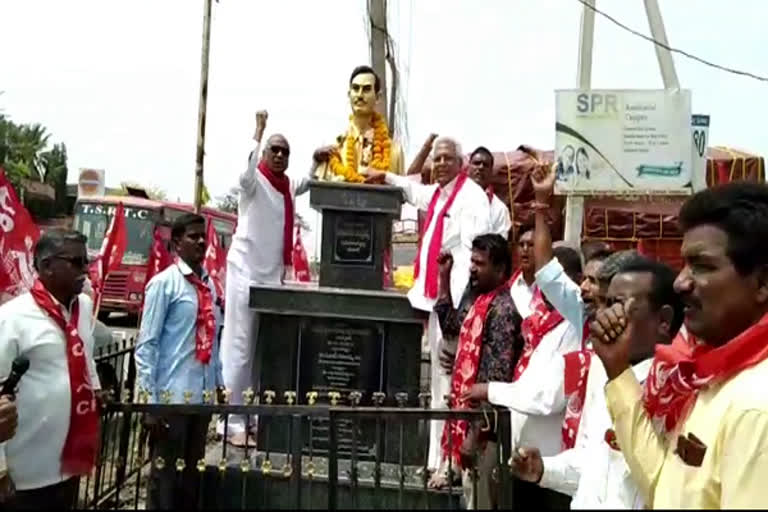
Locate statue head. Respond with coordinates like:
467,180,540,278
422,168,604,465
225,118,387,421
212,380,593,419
348,65,381,117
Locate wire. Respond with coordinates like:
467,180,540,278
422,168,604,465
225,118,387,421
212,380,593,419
573,0,768,83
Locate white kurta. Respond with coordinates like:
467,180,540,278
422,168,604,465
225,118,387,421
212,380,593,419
509,272,535,319
385,172,492,469
489,194,512,239
0,292,101,490
539,358,651,509
487,320,581,457
220,143,312,434
385,173,491,312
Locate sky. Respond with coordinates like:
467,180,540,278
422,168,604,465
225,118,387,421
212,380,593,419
2,0,767,257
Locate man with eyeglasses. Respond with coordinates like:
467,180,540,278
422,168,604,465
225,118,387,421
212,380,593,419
219,110,313,447
0,229,104,509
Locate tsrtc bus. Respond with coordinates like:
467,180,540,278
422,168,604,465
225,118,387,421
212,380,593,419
73,195,236,318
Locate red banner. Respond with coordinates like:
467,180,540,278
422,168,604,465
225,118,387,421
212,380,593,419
145,229,172,286
292,226,310,282
88,202,127,309
204,218,226,305
0,168,40,305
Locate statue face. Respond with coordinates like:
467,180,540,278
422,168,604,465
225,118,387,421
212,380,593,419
348,72,379,116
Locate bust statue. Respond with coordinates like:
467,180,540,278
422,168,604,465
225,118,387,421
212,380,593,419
313,65,404,182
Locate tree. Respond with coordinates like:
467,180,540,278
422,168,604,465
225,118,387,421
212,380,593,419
215,187,239,214
42,143,69,214
0,114,69,217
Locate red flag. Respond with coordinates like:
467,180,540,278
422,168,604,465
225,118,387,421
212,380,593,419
88,202,127,309
145,229,172,286
203,218,226,305
292,226,310,282
0,168,40,305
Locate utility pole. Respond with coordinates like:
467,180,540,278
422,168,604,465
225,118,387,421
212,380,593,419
368,0,389,126
193,0,213,213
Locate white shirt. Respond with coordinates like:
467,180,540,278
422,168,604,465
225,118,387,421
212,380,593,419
487,320,581,456
228,141,312,284
489,194,512,239
0,292,101,490
539,358,652,509
509,272,535,319
385,173,491,311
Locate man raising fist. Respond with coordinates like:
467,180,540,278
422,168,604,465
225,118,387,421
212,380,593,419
593,183,768,509
219,110,314,447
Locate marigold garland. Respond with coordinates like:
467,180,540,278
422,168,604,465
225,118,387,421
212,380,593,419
328,112,391,182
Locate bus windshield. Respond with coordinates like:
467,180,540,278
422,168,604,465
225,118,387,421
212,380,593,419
74,202,156,265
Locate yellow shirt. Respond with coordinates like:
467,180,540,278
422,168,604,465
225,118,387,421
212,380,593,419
605,358,768,508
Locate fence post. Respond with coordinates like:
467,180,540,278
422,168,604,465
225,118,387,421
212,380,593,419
328,409,338,511
497,407,513,510
291,413,303,509
115,344,137,487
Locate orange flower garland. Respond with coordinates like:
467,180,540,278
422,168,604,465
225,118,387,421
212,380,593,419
328,112,391,182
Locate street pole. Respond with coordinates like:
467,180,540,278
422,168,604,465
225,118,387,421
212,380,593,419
563,0,596,247
194,0,213,213
368,0,389,127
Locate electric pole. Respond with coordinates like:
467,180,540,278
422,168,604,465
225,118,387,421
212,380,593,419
194,0,213,212
368,0,389,127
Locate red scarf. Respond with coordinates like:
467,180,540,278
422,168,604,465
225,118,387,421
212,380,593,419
258,160,293,265
29,280,100,476
561,323,592,449
414,173,468,299
178,261,215,365
441,282,508,467
485,186,494,203
643,314,768,435
513,288,564,381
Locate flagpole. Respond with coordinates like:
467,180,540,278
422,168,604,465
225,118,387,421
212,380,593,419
194,0,213,213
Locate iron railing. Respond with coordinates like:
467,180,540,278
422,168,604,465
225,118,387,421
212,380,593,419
77,397,513,509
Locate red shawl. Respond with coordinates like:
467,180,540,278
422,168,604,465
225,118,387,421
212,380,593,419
513,288,564,381
561,323,592,449
413,173,468,299
441,282,508,467
643,314,768,435
258,160,293,265
177,261,215,365
30,280,100,476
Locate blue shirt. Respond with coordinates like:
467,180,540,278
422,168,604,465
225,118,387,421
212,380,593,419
135,260,224,404
535,257,585,332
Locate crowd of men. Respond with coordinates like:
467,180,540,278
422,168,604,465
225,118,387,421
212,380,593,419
1,65,768,510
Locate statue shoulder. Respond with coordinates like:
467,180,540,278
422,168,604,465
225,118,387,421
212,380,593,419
389,139,405,175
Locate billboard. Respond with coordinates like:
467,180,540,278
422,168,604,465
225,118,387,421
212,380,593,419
555,89,692,194
78,168,105,197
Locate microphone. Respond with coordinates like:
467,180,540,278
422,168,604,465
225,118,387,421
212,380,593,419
0,356,30,397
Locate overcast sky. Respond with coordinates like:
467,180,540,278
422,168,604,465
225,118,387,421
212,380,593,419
2,0,766,256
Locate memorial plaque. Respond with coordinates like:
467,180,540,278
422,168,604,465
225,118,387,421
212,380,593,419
332,214,374,265
298,319,384,460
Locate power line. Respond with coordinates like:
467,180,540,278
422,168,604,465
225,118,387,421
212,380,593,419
573,0,768,83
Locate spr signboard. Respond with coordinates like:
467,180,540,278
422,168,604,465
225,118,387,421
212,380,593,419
555,89,692,194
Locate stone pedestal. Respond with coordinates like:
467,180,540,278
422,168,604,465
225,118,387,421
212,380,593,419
310,181,402,290
249,182,426,465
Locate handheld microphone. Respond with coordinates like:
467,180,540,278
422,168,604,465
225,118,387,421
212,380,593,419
0,356,30,397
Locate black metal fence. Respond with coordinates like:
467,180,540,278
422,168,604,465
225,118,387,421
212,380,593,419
76,341,514,510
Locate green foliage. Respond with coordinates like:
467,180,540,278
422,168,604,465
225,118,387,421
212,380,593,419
0,114,69,217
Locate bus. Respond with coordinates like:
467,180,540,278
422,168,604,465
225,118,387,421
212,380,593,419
73,195,236,317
